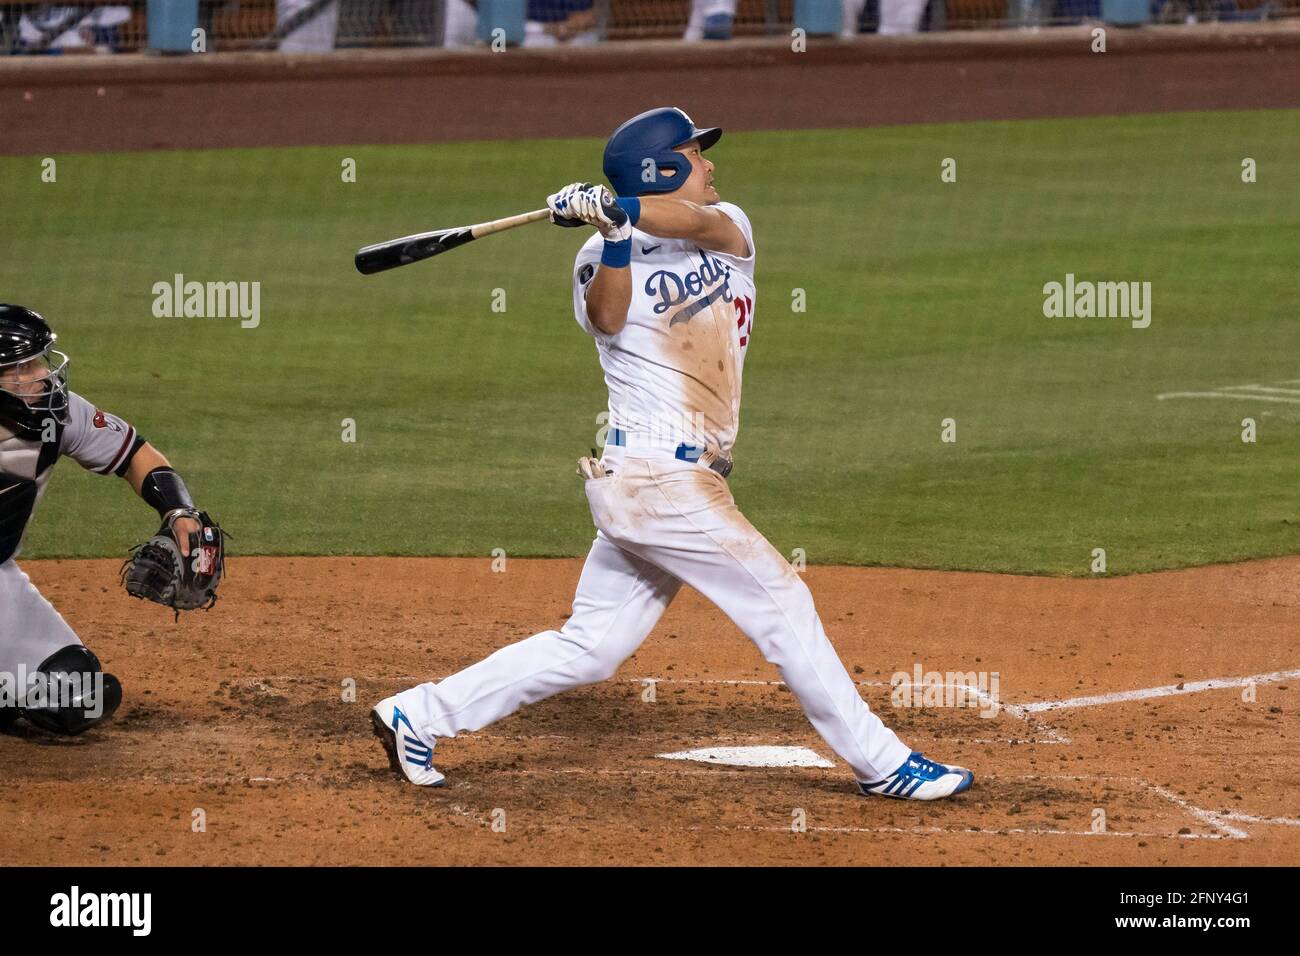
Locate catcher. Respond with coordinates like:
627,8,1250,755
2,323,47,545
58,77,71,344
0,304,224,737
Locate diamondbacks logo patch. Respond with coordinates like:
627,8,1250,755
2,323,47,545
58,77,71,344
92,410,122,432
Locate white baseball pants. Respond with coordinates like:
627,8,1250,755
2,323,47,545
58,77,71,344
0,559,84,676
395,454,911,782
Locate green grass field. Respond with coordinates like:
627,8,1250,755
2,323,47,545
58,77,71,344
2,110,1296,574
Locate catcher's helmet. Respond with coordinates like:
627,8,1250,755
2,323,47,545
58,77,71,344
0,304,70,436
603,107,722,197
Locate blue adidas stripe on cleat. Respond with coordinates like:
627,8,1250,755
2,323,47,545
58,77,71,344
858,752,974,801
371,697,445,788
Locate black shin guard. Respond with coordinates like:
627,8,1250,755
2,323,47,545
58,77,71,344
21,645,122,736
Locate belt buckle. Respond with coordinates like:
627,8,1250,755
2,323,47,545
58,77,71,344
674,442,732,478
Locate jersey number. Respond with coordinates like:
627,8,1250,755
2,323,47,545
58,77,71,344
735,296,754,347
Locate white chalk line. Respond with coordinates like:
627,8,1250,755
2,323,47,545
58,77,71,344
1232,385,1300,396
629,669,1291,748
1157,391,1300,405
636,666,1298,719
717,825,1231,840
1031,774,1300,839
1146,785,1249,840
1017,668,1300,714
627,668,1300,761
1139,785,1300,835
1158,379,1300,405
1216,811,1300,827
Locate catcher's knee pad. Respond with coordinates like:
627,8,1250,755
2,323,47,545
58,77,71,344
21,645,122,736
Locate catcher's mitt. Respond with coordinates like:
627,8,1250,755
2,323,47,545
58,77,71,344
121,509,225,616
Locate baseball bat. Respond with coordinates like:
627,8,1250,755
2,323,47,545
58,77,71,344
355,208,552,276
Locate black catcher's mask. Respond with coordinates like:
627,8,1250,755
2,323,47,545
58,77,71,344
0,304,70,438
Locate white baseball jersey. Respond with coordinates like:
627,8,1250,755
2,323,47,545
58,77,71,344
0,392,140,564
571,201,757,457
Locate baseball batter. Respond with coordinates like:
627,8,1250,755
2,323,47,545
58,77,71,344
0,304,223,736
374,108,974,800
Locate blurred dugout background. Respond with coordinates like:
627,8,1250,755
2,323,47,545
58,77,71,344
0,0,1289,54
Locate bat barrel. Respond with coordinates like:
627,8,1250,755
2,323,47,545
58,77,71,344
355,228,476,275
355,240,422,275
356,209,548,276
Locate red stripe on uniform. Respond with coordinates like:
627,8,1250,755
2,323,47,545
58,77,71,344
98,426,136,475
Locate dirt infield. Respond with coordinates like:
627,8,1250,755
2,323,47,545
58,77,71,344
3,555,1296,866
3,23,1299,155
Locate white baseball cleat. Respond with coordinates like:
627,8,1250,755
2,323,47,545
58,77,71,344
371,697,445,787
857,752,974,801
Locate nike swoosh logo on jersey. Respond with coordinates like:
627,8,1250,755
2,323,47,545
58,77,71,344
641,244,662,254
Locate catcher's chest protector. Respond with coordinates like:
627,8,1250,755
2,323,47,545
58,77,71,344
0,419,63,565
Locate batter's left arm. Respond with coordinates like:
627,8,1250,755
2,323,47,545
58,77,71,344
629,197,749,257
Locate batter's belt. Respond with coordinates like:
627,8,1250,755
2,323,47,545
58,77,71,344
606,428,733,478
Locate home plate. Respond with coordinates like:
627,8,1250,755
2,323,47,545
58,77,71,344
656,746,835,768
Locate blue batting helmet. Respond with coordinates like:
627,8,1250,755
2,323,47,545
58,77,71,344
603,107,722,197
